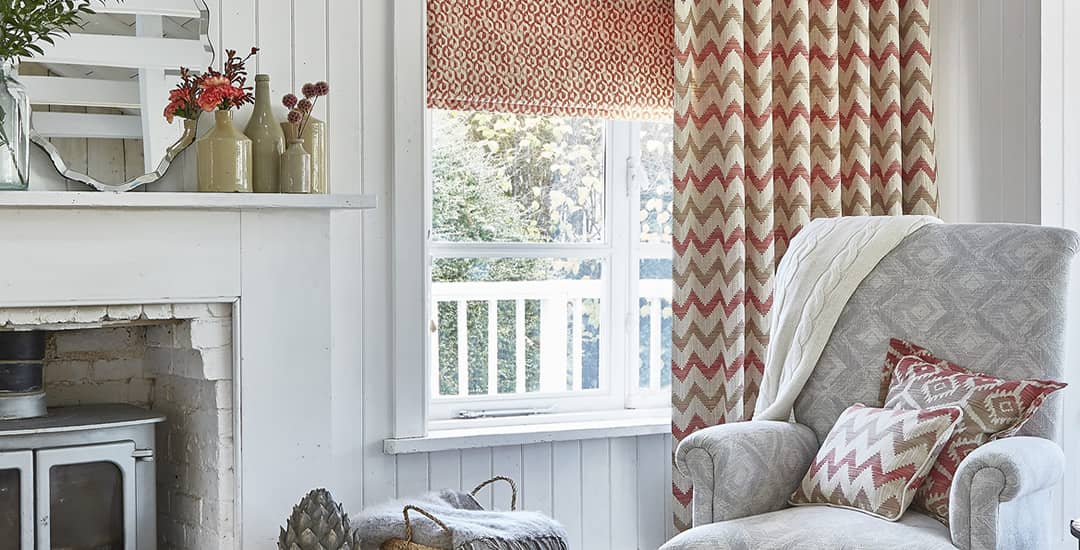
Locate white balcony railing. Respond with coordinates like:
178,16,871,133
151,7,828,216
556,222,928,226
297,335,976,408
431,279,672,398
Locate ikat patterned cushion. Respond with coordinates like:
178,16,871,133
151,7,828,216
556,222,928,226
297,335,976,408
883,342,1066,525
790,403,962,521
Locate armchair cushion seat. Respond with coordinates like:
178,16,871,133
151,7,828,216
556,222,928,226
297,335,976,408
661,507,955,550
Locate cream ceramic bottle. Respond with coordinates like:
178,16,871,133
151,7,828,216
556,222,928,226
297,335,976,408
244,74,285,193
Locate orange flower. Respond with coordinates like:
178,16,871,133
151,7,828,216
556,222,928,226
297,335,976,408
199,75,231,90
168,88,191,102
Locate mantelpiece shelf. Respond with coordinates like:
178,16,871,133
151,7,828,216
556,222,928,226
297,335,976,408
0,191,376,210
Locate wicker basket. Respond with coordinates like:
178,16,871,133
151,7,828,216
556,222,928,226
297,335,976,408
380,476,518,550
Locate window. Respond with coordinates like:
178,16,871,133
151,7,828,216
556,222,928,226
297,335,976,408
427,110,674,422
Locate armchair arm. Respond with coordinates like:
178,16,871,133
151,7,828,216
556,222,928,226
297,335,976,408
675,420,818,527
949,436,1064,550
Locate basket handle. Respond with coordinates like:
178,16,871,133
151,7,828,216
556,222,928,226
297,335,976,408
401,504,451,544
470,475,518,511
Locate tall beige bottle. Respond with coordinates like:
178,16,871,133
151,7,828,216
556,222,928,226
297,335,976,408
244,74,285,193
301,116,327,193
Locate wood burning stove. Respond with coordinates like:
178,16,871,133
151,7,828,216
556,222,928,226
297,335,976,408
0,404,164,549
0,331,47,420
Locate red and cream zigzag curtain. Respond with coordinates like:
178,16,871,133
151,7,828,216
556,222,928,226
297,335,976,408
672,0,938,531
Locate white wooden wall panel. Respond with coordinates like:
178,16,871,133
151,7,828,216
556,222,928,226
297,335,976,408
239,210,334,546
1042,2,1080,547
521,443,554,516
932,0,1041,224
552,441,583,549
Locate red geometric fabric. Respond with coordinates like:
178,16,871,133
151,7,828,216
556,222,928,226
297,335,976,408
427,0,674,120
789,403,961,521
878,337,955,404
883,346,1067,525
672,0,938,531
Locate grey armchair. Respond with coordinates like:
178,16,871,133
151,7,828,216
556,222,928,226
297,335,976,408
662,224,1078,550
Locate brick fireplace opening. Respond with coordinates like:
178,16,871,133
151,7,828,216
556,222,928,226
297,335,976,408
0,303,236,549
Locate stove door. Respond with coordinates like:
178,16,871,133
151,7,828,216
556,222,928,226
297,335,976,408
0,450,33,550
36,441,137,550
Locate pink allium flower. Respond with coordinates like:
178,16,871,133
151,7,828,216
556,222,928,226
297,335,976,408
297,98,313,113
301,83,316,99
313,81,329,96
282,93,298,109
287,110,302,124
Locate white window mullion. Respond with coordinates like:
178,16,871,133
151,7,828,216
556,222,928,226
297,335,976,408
607,120,633,406
487,299,499,394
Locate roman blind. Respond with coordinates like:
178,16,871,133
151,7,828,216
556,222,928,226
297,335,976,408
427,0,674,120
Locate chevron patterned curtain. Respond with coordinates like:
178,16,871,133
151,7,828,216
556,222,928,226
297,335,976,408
671,0,938,532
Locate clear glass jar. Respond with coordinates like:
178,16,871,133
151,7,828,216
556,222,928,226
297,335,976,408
0,62,29,190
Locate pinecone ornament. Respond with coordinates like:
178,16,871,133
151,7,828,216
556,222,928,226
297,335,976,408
279,488,361,550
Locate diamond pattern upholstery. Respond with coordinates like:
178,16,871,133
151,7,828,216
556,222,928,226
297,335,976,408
665,223,1079,550
795,224,1078,444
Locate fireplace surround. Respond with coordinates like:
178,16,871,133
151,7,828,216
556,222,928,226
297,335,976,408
0,303,236,549
0,194,373,546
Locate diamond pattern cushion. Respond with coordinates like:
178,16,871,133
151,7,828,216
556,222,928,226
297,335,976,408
877,338,963,404
883,342,1067,525
790,403,962,521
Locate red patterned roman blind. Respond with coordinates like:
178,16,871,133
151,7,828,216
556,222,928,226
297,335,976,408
427,0,674,120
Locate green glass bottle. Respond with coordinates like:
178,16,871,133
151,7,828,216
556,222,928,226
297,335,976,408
244,74,285,193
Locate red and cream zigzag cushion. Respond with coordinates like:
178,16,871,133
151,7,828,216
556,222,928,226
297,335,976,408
790,403,962,521
883,344,1067,525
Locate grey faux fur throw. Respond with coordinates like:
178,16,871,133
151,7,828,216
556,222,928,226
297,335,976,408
353,489,569,550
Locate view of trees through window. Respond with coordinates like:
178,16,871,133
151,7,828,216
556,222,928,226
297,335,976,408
431,110,603,397
430,110,674,403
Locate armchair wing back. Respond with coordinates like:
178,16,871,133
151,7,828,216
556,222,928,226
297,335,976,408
794,223,1079,443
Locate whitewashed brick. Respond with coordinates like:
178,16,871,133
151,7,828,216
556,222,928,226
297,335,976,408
71,306,108,323
146,324,175,348
190,318,231,349
213,381,233,409
172,303,212,319
92,358,144,380
171,348,205,380
55,327,135,355
199,347,233,380
3,308,39,326
36,307,78,324
172,322,193,349
207,303,233,318
125,378,153,404
142,304,174,320
144,347,173,377
106,304,143,321
171,493,202,525
47,381,123,405
46,360,92,383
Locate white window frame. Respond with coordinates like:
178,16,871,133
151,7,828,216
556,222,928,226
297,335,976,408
425,116,672,425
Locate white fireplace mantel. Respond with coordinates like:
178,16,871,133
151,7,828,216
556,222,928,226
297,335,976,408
0,191,376,211
0,192,373,546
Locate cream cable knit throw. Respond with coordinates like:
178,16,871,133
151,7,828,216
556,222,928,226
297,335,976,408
752,215,941,421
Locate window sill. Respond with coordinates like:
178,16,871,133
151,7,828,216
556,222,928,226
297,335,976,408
383,409,671,454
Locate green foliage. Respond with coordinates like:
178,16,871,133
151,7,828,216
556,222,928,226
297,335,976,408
430,110,610,397
0,1,109,63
